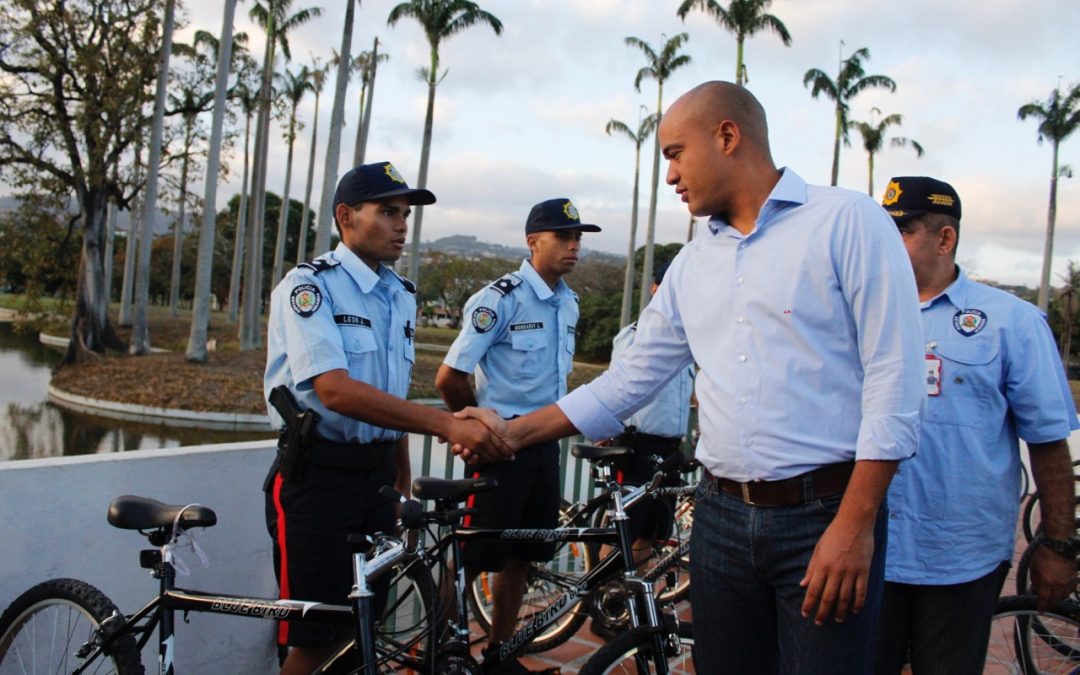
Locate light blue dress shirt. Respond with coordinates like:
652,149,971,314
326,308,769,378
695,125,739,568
611,322,694,438
559,168,925,481
886,267,1079,585
264,242,417,443
443,258,578,419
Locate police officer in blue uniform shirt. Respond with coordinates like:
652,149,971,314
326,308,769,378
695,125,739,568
435,198,600,675
874,177,1080,675
264,161,507,675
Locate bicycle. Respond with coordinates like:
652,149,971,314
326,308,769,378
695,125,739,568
402,443,696,673
467,449,697,651
987,594,1080,674
0,487,449,675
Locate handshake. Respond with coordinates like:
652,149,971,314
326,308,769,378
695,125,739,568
440,407,517,465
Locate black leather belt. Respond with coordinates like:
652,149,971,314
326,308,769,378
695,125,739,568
307,437,397,471
706,461,855,507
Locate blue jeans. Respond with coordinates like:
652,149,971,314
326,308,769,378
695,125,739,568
690,477,887,674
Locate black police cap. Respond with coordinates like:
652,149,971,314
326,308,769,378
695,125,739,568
333,161,436,209
881,176,961,224
525,198,602,234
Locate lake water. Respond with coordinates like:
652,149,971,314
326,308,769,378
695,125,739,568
0,322,274,461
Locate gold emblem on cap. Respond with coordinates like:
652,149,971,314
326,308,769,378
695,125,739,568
384,163,406,185
928,193,955,207
883,180,902,206
563,201,580,221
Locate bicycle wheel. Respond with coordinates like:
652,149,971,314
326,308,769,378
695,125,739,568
579,621,695,674
467,499,594,653
0,578,144,675
374,557,439,672
987,595,1080,674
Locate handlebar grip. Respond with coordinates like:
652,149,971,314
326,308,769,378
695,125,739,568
657,450,686,475
399,499,425,530
380,485,404,502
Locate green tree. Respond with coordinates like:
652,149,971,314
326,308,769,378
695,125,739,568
270,66,313,289
803,46,896,187
626,32,691,312
0,196,80,301
226,53,261,323
676,0,791,86
0,0,164,363
388,0,504,286
848,108,923,197
419,253,516,328
605,110,659,328
1018,83,1080,311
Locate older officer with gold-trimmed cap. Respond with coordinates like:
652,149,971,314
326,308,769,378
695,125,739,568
264,161,507,675
435,198,600,674
875,176,1079,674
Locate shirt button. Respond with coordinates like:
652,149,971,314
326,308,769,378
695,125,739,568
738,355,747,363
738,396,747,404
746,439,755,447
739,243,747,249
736,277,744,285
737,315,745,323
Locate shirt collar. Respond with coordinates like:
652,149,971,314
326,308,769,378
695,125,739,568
708,167,807,236
333,242,381,293
925,265,969,310
519,258,569,301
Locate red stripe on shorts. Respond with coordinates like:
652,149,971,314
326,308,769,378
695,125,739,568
462,471,480,528
272,472,291,646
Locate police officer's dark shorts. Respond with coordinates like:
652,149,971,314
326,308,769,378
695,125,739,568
265,460,397,648
610,434,682,543
461,440,561,572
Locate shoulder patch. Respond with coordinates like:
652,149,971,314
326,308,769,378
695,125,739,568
471,307,498,333
297,258,340,274
290,284,322,317
489,274,523,296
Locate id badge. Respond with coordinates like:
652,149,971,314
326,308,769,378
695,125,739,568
925,354,942,396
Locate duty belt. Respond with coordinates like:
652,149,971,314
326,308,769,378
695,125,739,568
706,461,855,507
305,437,397,471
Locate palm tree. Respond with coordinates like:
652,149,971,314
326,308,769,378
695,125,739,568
849,108,923,197
1018,83,1080,312
605,109,659,327
803,45,896,186
312,0,360,256
387,0,504,285
130,0,178,355
352,39,389,166
242,0,322,350
676,0,790,86
1057,260,1080,365
626,32,691,312
227,54,260,324
295,58,329,264
270,66,313,288
187,0,240,363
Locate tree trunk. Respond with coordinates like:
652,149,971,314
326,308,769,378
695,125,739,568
62,189,124,365
169,119,194,317
271,103,299,288
407,55,438,284
356,36,379,166
119,138,144,327
1037,141,1061,312
312,0,356,256
735,37,745,86
619,142,642,328
830,104,842,187
104,195,117,304
187,0,236,363
131,0,177,355
638,82,663,314
296,90,320,264
867,151,875,197
228,108,251,323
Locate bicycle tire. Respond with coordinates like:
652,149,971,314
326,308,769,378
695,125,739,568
578,621,695,675
987,594,1080,673
467,499,593,653
0,578,144,675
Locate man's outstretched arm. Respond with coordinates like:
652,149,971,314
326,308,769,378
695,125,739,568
452,404,579,463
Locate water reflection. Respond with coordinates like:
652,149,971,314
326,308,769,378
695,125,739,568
0,322,274,461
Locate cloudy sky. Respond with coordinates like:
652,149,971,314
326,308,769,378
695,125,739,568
174,0,1080,287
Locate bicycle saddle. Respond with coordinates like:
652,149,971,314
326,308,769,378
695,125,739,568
571,444,630,462
107,495,218,531
411,476,498,502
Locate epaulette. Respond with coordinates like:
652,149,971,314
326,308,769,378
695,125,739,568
387,267,416,294
630,322,638,331
489,273,523,296
297,258,340,274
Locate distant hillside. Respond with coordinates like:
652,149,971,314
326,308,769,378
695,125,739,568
421,234,623,264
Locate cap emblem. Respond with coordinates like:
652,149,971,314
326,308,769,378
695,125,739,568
563,201,580,221
883,181,902,206
384,163,406,185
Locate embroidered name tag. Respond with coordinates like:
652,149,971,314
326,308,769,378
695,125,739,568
510,322,544,332
335,314,372,328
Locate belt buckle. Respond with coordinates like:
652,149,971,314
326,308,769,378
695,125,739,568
740,482,756,505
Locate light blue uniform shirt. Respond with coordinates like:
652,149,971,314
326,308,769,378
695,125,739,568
611,322,694,438
264,242,417,444
886,267,1079,585
443,258,578,419
559,168,925,481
